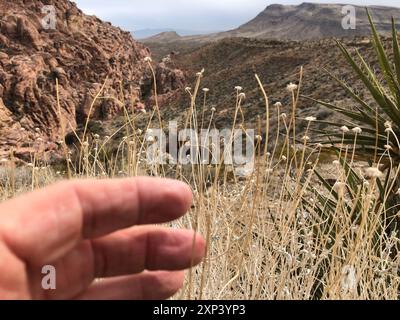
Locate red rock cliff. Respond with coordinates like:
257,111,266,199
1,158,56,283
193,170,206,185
0,0,184,161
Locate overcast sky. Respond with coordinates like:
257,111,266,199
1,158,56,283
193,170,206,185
73,0,400,31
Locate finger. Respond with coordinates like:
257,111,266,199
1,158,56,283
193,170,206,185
0,178,193,264
76,271,185,300
0,242,30,299
29,227,205,299
91,227,206,277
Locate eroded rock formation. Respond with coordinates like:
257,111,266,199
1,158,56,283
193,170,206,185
0,0,185,162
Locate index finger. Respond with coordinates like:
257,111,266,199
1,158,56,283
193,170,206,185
0,177,193,264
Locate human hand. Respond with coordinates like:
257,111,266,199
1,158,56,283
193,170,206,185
0,177,205,300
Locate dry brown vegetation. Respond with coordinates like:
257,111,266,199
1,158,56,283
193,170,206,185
1,61,399,300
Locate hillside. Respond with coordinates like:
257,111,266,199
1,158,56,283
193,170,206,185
153,36,380,141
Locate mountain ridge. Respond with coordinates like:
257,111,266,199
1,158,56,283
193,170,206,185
232,2,399,40
133,28,218,39
142,2,400,45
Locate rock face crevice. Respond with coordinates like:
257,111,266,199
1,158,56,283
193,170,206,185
0,0,185,161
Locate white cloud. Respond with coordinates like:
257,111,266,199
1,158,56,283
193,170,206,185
72,0,268,30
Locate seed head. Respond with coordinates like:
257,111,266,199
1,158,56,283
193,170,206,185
352,127,362,134
305,116,316,122
198,68,205,75
384,144,392,151
364,167,383,179
384,121,392,129
340,126,350,133
286,82,298,92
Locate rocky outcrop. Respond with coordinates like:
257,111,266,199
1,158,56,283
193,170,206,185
0,0,185,161
141,59,186,108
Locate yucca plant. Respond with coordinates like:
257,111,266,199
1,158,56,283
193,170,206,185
301,10,400,299
302,155,400,299
303,10,400,236
305,11,400,166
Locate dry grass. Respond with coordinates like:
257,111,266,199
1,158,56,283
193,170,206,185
1,66,399,300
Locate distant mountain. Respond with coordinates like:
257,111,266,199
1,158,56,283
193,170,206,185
133,28,175,39
143,2,400,45
143,31,182,42
133,28,218,39
225,2,400,40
